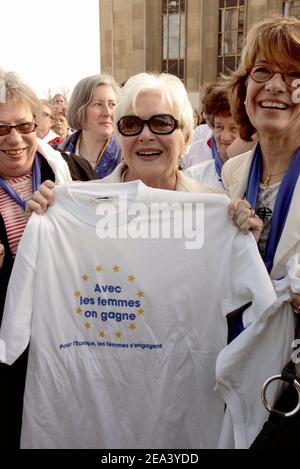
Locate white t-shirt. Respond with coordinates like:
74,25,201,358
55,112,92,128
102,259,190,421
184,160,225,190
0,181,276,449
192,124,213,143
183,137,213,169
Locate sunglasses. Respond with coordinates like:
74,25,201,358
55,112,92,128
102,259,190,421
250,65,300,87
117,114,182,136
0,122,37,137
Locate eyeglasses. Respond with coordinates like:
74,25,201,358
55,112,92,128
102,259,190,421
250,65,300,87
117,114,182,136
0,122,37,137
43,111,54,120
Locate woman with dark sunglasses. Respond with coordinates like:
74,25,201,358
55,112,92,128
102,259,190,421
0,70,95,448
29,73,219,211
220,16,300,448
93,72,218,193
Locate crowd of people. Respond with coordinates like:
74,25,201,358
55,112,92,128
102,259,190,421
0,15,300,449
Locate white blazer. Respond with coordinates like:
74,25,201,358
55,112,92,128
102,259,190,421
222,148,300,279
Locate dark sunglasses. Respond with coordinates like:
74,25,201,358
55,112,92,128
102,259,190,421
250,65,300,87
0,122,37,137
117,114,182,136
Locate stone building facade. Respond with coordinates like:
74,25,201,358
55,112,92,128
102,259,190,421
99,0,300,107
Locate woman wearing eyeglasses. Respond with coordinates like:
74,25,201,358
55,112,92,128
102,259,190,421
220,16,300,447
223,16,300,300
0,70,94,448
36,100,57,143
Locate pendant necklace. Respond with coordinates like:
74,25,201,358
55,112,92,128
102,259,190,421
262,167,289,187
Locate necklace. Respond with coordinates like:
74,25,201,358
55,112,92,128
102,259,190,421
78,134,108,168
262,167,289,187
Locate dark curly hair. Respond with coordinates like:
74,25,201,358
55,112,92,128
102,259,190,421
201,82,232,128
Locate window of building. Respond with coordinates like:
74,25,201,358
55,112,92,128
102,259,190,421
162,0,186,81
217,0,246,76
283,0,300,17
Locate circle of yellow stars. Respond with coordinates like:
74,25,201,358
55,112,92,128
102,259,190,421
73,264,145,338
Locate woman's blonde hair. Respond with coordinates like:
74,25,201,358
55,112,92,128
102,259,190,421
225,16,300,141
114,72,194,147
67,74,121,130
0,69,41,118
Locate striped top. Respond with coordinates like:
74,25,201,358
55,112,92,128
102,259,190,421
0,173,32,257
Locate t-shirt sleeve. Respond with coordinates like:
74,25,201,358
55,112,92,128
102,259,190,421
0,217,38,365
223,231,277,327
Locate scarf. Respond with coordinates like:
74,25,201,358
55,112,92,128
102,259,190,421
0,152,41,210
246,144,300,273
210,136,224,179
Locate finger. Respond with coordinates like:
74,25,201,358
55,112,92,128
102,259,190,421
228,198,243,219
237,218,254,234
42,179,56,189
26,200,45,215
36,186,55,206
237,216,262,235
27,190,51,214
36,181,55,206
234,199,252,217
233,203,253,227
234,210,251,229
33,192,50,212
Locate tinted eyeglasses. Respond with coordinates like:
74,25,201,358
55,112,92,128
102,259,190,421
117,114,182,136
43,111,54,120
250,65,300,87
0,122,37,137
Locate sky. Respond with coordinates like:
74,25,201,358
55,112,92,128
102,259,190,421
0,0,100,99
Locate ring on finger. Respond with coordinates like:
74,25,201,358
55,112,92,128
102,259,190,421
249,208,255,218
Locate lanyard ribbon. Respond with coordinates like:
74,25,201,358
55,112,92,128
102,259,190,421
211,136,224,179
0,152,42,210
246,144,300,273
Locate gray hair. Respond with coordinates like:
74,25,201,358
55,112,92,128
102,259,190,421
52,93,66,104
114,72,194,146
0,69,41,117
67,74,121,130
